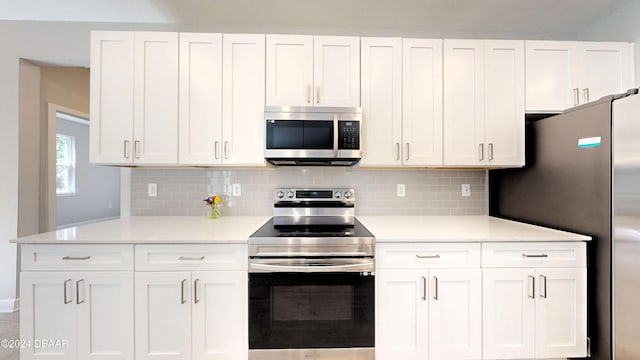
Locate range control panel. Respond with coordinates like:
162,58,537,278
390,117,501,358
274,188,355,201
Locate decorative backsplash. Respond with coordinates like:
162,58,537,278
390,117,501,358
131,167,487,216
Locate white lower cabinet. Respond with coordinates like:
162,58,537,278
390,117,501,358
376,243,482,360
20,271,134,360
134,245,248,360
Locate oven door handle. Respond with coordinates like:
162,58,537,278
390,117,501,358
249,261,374,273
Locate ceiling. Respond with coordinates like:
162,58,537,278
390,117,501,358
0,0,634,38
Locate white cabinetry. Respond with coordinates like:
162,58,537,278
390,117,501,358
266,35,359,107
90,31,178,165
134,244,248,360
376,243,482,360
444,39,524,167
178,33,265,165
526,41,634,112
19,245,134,360
482,242,587,359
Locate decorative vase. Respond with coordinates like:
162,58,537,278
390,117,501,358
207,204,220,219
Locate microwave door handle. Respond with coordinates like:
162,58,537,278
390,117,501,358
333,114,339,157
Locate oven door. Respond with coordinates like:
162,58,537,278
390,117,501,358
248,259,374,350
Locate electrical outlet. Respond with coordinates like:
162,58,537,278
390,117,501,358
232,183,242,197
148,183,157,197
397,184,406,197
462,184,471,197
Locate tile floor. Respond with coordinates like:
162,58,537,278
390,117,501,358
0,312,19,360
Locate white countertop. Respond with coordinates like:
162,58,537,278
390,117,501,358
12,216,271,244
357,216,590,242
12,215,589,244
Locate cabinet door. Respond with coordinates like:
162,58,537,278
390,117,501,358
402,38,443,166
579,42,634,104
360,37,403,166
20,272,78,359
135,272,192,360
77,272,134,359
484,40,525,166
90,31,135,164
375,269,428,360
222,34,266,166
482,268,535,359
266,34,313,106
133,32,179,164
192,271,248,360
428,268,482,360
313,36,360,107
444,40,485,166
178,33,223,165
525,41,576,112
535,267,587,359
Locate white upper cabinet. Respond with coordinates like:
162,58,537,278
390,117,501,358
402,39,444,166
266,35,360,107
178,33,223,165
90,31,178,165
526,41,634,112
444,39,524,167
178,33,266,166
222,34,266,166
360,37,403,166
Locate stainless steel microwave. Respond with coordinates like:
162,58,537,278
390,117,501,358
264,106,362,166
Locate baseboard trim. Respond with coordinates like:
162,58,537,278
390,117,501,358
0,298,19,313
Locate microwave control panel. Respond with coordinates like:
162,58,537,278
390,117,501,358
338,121,360,149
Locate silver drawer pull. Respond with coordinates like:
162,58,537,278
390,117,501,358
416,254,441,259
522,254,548,258
62,256,91,260
179,256,205,261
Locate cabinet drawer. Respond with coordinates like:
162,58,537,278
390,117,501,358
482,242,586,268
376,243,481,269
21,244,134,271
135,244,247,271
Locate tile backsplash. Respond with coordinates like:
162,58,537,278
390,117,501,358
131,167,487,216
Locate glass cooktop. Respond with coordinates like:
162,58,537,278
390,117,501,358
250,218,374,239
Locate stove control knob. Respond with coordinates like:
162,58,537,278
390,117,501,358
276,191,285,199
334,191,341,199
287,191,295,199
344,191,352,199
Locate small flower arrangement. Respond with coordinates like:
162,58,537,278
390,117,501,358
203,195,222,219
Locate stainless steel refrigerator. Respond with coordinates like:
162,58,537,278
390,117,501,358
490,91,640,360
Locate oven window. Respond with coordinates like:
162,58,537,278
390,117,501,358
249,272,374,349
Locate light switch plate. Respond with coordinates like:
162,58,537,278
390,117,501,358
397,184,406,197
148,183,157,197
232,183,242,197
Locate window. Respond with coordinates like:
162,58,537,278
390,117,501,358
56,134,76,195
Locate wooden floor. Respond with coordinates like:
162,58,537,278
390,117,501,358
0,312,19,360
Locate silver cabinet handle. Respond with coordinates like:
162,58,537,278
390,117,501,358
433,276,439,300
416,254,441,259
64,279,72,304
316,85,320,104
540,274,547,298
405,143,410,161
422,276,427,301
224,141,229,159
307,84,311,104
528,275,535,299
583,88,590,103
488,143,494,161
124,140,130,159
573,88,579,106
479,143,484,162
214,141,220,159
181,279,188,304
522,253,548,258
134,140,141,159
62,256,91,261
194,278,200,304
179,256,205,261
396,142,400,161
76,279,85,304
